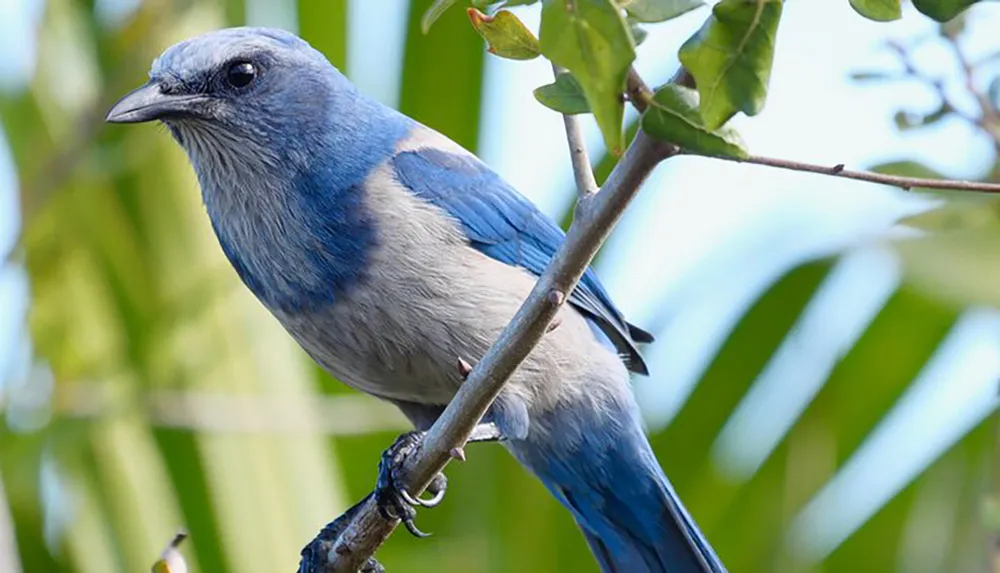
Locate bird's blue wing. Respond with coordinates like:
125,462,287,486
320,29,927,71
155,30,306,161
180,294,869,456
391,147,652,375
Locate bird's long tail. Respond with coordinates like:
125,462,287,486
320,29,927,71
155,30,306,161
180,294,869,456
506,396,726,573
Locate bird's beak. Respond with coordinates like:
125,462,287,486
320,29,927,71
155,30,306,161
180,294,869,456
106,81,205,124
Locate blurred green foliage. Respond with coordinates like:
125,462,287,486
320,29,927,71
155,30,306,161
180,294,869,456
0,1,999,573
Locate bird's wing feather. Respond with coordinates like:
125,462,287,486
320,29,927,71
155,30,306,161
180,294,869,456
390,146,651,375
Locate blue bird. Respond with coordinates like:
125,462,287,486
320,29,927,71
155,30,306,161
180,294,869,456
107,27,725,573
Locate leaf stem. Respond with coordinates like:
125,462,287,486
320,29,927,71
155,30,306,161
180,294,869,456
626,67,654,112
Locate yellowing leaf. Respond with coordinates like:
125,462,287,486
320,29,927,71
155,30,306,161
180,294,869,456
468,8,541,60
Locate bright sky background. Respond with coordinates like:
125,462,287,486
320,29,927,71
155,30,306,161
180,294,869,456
1,0,999,563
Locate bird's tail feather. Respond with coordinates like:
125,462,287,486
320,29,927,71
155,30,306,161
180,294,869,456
508,403,725,573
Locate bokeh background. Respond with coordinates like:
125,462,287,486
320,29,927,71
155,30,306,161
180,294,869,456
2,1,1000,572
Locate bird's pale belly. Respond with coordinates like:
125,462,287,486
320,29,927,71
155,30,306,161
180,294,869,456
269,244,610,412
269,246,523,405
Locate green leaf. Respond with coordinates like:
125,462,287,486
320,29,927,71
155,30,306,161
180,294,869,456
534,73,591,114
870,159,952,195
871,160,948,181
540,0,636,155
875,159,1000,232
830,418,992,573
467,8,541,60
901,196,1000,232
623,0,705,23
641,84,749,158
848,0,902,22
849,70,896,82
678,0,783,130
422,0,458,33
913,0,979,22
650,259,833,494
894,227,1000,308
892,102,953,131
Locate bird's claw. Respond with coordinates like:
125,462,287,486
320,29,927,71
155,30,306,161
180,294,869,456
374,431,448,538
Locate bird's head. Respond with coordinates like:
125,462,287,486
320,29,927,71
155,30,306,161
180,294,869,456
106,27,350,165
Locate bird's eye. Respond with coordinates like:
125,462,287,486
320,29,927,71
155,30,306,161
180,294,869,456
226,61,256,88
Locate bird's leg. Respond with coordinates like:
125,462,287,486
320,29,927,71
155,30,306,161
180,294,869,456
297,493,385,573
375,423,503,538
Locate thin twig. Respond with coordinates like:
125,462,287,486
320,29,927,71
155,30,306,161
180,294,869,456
948,35,1000,150
305,131,678,573
888,39,1000,153
888,40,979,126
552,64,599,198
705,153,1000,193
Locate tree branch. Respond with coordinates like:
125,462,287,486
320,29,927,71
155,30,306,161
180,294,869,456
553,64,599,198
704,153,1000,194
300,53,1000,571
300,117,677,573
626,67,654,113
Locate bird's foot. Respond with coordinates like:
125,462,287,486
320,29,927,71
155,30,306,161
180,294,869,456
375,431,447,538
297,494,384,573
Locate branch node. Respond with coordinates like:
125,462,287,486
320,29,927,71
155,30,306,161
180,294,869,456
626,67,654,113
547,289,566,305
546,317,563,333
457,357,473,379
832,163,845,174
449,447,467,462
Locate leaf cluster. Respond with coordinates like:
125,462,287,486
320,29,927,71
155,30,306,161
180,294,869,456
425,0,985,158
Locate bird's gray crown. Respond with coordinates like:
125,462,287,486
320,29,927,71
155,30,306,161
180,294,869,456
105,26,352,134
150,27,315,90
